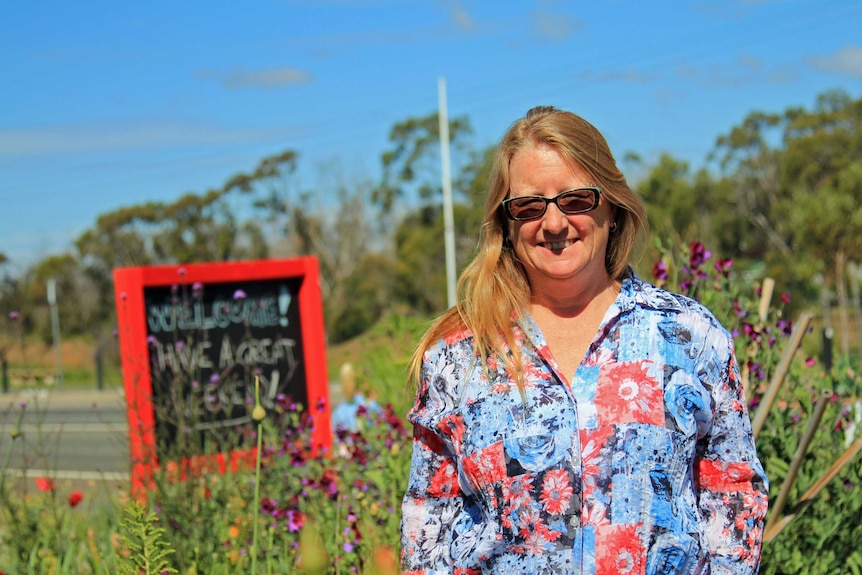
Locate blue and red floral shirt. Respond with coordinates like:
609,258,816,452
400,271,768,574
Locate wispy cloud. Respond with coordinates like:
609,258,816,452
808,46,862,78
198,66,313,90
532,9,584,42
0,120,305,158
577,69,655,84
443,0,475,31
674,54,797,87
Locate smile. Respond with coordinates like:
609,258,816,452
543,239,574,251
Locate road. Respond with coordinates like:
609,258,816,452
1,388,130,482
1,382,345,484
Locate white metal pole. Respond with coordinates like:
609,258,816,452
438,76,457,308
47,278,64,388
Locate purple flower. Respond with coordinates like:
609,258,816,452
652,260,668,281
178,267,186,276
688,241,711,269
175,341,185,351
210,373,220,383
146,335,158,345
713,258,733,277
233,289,247,300
192,281,204,295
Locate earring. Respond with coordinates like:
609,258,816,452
609,221,618,232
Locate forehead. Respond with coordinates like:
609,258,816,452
509,143,591,193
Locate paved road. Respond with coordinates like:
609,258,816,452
1,388,130,482
1,383,345,483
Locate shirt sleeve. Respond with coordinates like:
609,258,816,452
694,329,769,575
400,350,469,575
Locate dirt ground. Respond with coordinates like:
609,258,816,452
2,338,98,369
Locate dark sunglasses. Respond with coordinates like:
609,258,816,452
501,187,602,221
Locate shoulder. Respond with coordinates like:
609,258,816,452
622,271,734,359
625,271,725,328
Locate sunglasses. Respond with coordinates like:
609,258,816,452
501,187,602,221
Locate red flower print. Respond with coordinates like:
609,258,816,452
429,458,461,498
440,413,466,452
695,460,756,493
595,361,663,426
580,427,612,496
35,477,55,492
595,524,645,575
68,491,84,507
540,469,573,514
582,500,609,527
462,442,507,491
502,474,534,507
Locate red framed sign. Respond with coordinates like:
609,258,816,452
113,257,331,494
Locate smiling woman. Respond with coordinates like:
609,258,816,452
400,106,768,575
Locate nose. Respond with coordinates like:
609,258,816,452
541,202,568,232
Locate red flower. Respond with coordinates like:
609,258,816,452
595,361,663,426
68,491,84,507
35,477,55,492
429,458,460,498
540,469,573,515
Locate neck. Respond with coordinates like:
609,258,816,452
531,276,620,318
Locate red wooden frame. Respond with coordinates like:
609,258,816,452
113,257,331,495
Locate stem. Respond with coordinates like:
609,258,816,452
251,376,264,574
0,405,26,494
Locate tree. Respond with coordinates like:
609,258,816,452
372,112,473,214
781,90,862,355
711,111,792,258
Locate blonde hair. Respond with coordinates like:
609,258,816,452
408,106,648,386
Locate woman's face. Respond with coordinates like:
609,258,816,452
507,142,615,293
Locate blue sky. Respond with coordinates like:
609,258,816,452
2,0,861,271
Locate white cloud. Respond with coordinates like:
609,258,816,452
0,121,304,158
578,69,655,84
533,10,584,42
220,66,313,89
808,46,862,78
674,54,797,87
443,0,475,31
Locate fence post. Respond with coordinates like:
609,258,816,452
751,310,813,439
1,358,7,394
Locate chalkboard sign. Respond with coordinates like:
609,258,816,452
114,258,330,494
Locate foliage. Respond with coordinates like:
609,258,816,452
649,239,862,574
1,240,861,573
118,502,178,575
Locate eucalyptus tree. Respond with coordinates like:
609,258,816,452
712,89,862,349
372,112,495,316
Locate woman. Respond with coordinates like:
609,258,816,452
400,106,768,574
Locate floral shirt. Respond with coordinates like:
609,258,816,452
400,271,768,575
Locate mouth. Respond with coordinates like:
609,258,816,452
542,239,575,251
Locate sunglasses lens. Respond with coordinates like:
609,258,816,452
557,190,596,214
508,198,547,220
